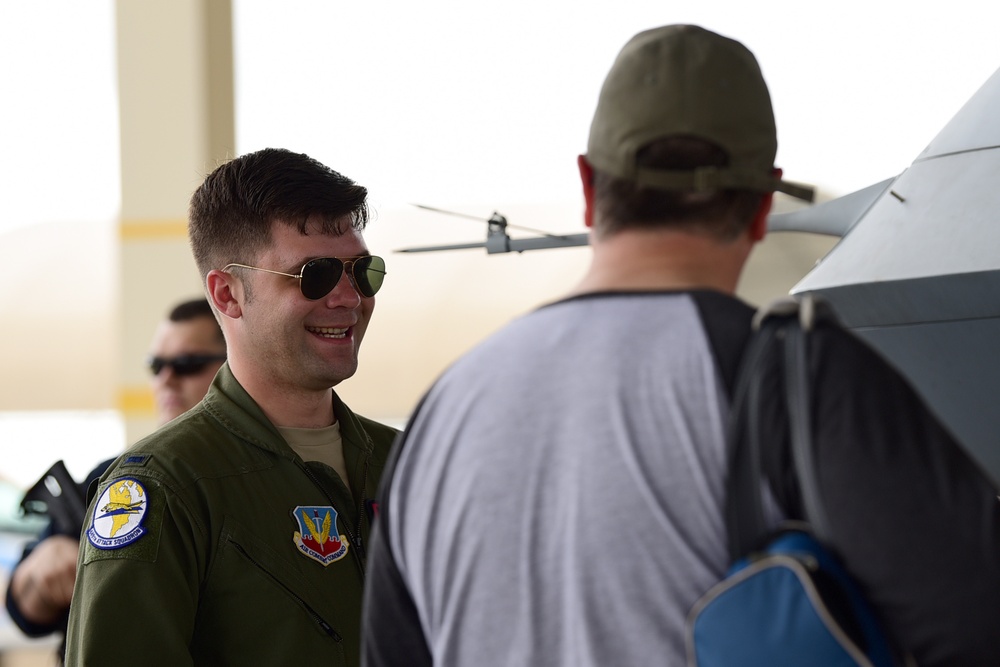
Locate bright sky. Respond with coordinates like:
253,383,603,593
3,1,999,236
232,0,1000,216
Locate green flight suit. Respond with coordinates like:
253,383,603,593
65,364,397,666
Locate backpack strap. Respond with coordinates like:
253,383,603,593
783,297,834,543
725,294,837,561
724,308,777,560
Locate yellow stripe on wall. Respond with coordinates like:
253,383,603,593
120,219,189,240
118,386,155,415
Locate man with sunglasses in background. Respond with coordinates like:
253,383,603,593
148,298,228,424
66,148,397,667
7,298,224,663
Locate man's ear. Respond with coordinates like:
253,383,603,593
748,168,783,242
578,155,595,229
206,269,243,320
749,191,773,242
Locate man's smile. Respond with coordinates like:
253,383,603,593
306,325,350,339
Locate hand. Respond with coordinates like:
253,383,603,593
9,535,80,626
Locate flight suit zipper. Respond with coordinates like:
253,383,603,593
230,540,343,641
302,463,367,574
353,458,371,558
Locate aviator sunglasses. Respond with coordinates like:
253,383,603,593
148,354,227,377
223,255,386,300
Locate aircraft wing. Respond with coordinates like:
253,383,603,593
767,178,894,237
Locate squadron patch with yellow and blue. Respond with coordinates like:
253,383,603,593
86,477,148,550
292,505,349,566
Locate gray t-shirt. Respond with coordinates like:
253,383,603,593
386,292,742,665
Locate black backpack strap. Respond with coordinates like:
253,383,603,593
725,311,779,560
726,294,838,561
783,296,835,543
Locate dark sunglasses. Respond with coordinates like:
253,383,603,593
148,354,227,377
223,255,386,299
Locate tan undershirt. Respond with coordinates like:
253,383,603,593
277,422,351,494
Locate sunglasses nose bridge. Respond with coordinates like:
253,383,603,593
342,259,362,293
343,258,383,299
327,261,363,302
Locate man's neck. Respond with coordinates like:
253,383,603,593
228,360,337,429
571,227,753,296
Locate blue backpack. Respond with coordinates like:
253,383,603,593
685,297,906,667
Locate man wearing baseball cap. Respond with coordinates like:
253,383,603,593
362,25,1000,666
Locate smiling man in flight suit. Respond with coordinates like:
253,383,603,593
65,148,397,667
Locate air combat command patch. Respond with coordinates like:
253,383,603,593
292,505,349,566
87,477,148,550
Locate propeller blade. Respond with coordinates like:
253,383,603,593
412,204,574,240
411,203,485,223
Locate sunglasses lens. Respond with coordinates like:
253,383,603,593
300,258,344,300
148,355,225,376
171,360,206,376
353,256,386,298
299,257,386,299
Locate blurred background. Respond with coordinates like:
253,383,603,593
1,0,998,662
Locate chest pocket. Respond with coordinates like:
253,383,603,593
193,515,350,666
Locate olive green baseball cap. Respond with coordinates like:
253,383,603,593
586,24,814,201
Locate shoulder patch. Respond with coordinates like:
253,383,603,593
86,477,149,550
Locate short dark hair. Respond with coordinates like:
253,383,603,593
188,148,370,281
592,136,765,241
168,298,224,345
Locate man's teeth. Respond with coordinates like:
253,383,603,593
308,326,348,339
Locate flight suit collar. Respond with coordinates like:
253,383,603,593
204,363,375,494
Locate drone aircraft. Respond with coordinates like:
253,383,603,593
399,65,1000,483
770,65,1000,483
